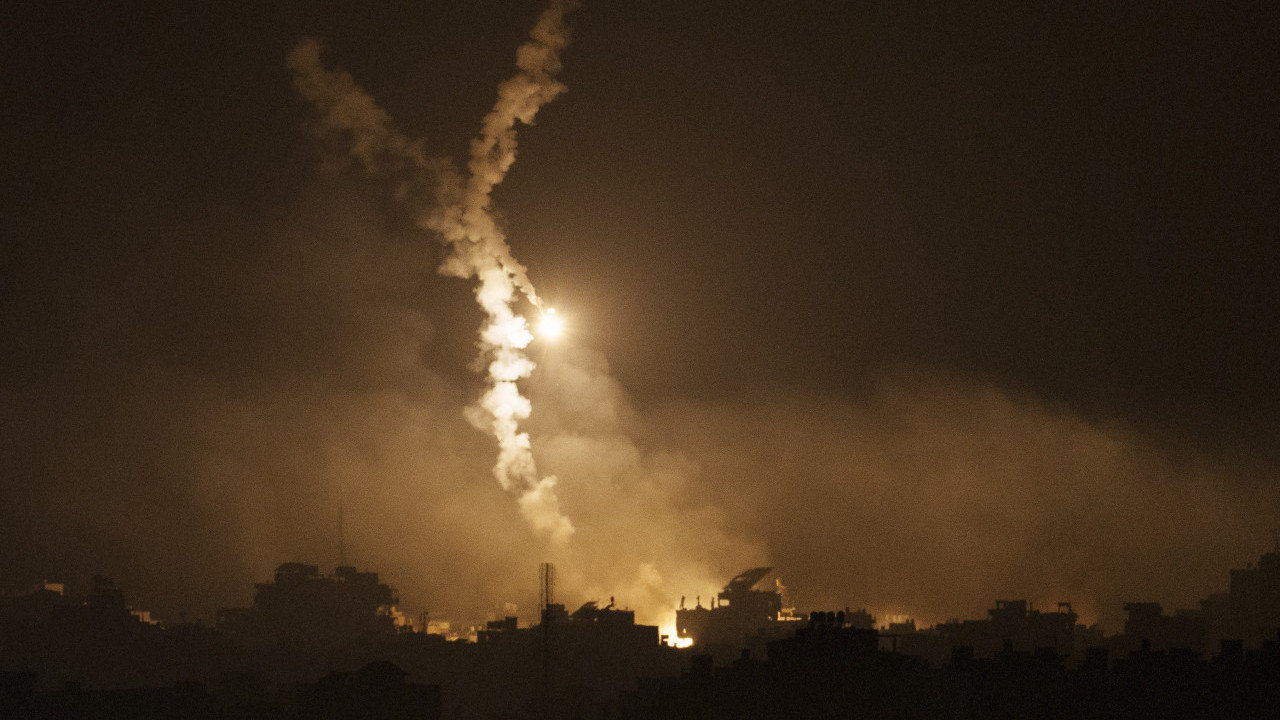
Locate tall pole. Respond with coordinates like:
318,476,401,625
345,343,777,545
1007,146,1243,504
539,562,555,720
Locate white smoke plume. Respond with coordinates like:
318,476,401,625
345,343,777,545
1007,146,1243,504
286,0,578,545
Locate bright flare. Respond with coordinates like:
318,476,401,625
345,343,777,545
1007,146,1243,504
538,308,565,341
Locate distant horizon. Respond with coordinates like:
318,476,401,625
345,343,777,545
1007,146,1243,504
9,546,1276,640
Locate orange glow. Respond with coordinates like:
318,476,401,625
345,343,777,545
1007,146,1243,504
660,620,694,648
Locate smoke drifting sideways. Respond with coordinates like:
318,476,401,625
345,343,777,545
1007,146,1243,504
641,376,1280,631
286,0,577,546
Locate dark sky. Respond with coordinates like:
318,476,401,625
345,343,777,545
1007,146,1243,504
2,1,1278,631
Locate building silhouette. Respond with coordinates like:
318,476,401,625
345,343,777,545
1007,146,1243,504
4,550,1280,719
624,616,1280,720
216,563,400,647
1227,548,1280,646
1110,547,1280,657
934,599,1080,660
675,568,803,662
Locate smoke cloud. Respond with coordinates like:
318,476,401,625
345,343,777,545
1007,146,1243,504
4,0,1276,644
273,2,1280,634
641,374,1280,630
286,0,580,545
279,3,773,624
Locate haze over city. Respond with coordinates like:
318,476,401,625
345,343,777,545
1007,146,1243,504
3,0,1278,640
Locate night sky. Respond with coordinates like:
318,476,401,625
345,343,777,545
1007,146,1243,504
3,1,1278,632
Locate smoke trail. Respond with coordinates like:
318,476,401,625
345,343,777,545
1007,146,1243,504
286,1,578,545
426,0,579,307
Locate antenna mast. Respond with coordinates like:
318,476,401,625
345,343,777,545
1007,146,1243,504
539,562,556,611
538,562,556,720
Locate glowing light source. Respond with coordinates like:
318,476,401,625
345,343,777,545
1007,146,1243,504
538,308,565,341
659,620,695,648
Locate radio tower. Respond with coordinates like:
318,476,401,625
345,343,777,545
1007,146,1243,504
539,562,556,612
538,562,556,720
